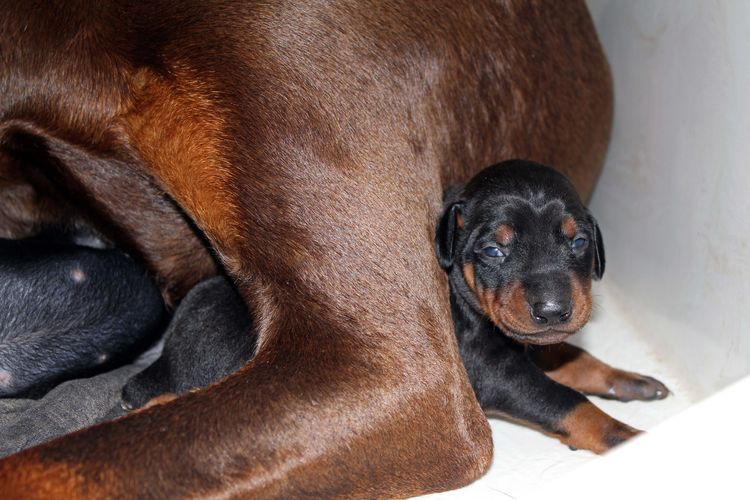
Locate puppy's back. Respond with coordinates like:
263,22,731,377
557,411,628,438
0,238,165,397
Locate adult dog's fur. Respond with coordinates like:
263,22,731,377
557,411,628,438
0,1,612,497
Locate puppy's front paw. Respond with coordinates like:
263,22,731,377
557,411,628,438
558,402,641,454
137,392,178,412
605,372,669,402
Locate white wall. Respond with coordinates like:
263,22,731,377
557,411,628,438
586,0,750,398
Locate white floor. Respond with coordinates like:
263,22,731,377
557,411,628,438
424,282,695,499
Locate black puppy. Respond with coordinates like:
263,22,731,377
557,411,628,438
0,234,165,398
121,276,256,409
436,160,668,453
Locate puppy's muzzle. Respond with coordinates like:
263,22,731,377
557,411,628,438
525,273,572,328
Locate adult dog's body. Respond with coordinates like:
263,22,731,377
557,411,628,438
0,1,612,497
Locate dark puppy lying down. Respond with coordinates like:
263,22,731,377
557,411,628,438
122,160,667,454
0,234,165,398
436,160,668,452
121,277,255,409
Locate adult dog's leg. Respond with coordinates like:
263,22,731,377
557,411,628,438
529,343,670,402
1,306,489,497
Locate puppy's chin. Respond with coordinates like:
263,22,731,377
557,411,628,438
486,303,581,345
504,329,575,346
489,311,581,345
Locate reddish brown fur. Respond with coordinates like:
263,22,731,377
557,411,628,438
532,343,668,401
562,215,578,239
0,459,106,500
481,281,528,335
477,275,593,345
456,213,465,230
495,224,515,246
120,67,242,269
534,343,615,394
138,393,179,411
570,273,594,328
0,0,612,496
463,263,476,292
557,402,640,454
482,405,634,456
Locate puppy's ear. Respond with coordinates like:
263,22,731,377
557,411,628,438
436,202,464,270
589,214,605,280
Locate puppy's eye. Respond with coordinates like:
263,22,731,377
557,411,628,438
571,237,588,250
482,246,506,258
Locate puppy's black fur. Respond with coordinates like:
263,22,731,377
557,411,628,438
436,160,606,438
121,276,256,409
0,234,165,398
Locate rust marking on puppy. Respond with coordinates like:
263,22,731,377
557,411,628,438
475,286,492,318
475,276,592,344
475,281,539,340
138,393,179,412
472,281,535,337
463,263,476,292
477,281,548,341
569,273,593,327
456,213,465,230
533,343,610,395
495,281,534,334
557,401,640,454
561,215,578,239
495,224,514,246
534,343,669,401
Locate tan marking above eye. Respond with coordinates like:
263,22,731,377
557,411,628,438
495,224,514,246
456,213,465,230
562,216,578,238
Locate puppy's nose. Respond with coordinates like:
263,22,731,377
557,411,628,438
531,301,572,325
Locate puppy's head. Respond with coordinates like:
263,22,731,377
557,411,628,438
436,160,604,345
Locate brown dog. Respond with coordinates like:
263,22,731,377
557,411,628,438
0,1,612,497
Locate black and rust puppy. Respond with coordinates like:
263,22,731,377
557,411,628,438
0,233,165,398
436,160,668,453
121,276,256,410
